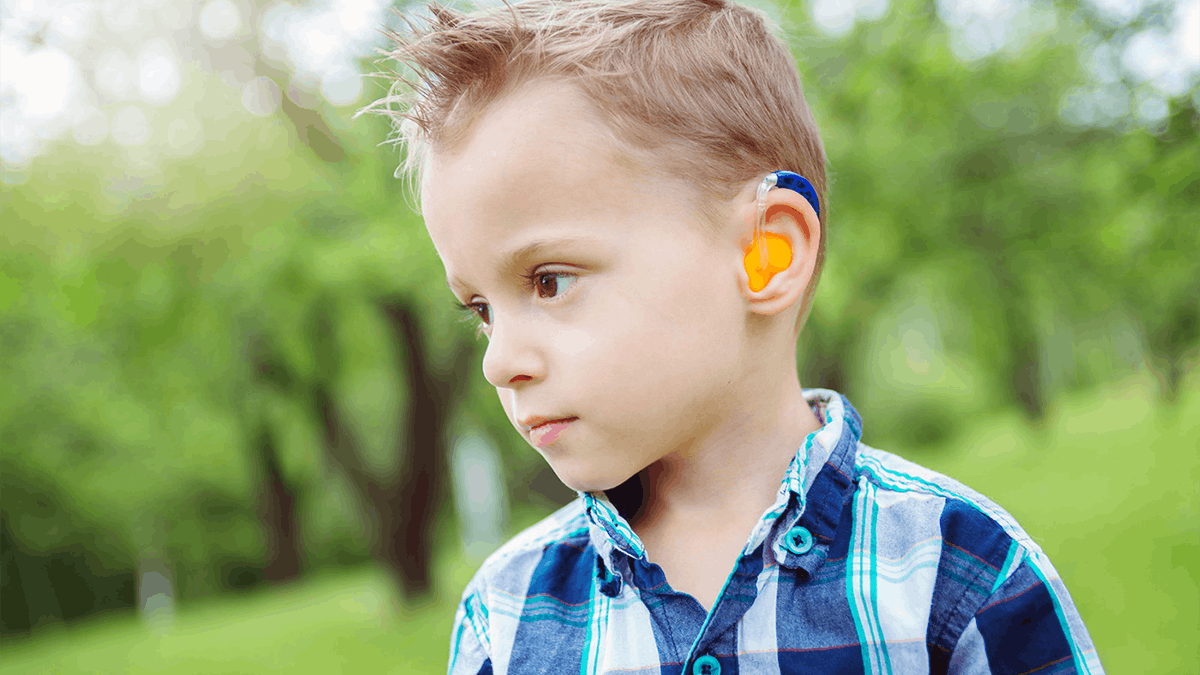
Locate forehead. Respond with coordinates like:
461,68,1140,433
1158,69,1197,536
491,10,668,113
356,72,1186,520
419,80,699,291
423,79,644,216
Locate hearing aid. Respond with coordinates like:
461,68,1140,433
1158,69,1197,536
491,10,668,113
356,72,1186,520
744,171,821,292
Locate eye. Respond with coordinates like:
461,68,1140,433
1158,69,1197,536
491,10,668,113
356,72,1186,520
533,272,577,299
469,302,492,324
454,300,491,336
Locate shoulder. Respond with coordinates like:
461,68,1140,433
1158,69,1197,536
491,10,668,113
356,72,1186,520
463,497,593,601
853,445,1106,672
450,498,594,663
853,441,1045,564
486,497,592,568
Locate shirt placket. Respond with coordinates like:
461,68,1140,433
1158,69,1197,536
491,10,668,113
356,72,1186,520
676,544,768,675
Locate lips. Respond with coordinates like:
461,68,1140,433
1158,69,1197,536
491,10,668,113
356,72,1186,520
519,415,577,431
525,417,578,448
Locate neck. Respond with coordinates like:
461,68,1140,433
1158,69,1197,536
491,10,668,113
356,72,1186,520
631,375,823,533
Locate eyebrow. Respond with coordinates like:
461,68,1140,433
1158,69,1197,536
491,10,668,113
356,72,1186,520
446,235,607,292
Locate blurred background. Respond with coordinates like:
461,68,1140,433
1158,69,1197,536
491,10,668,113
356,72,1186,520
1,0,1197,671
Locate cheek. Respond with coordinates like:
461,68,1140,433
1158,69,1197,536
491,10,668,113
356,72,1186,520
554,325,596,358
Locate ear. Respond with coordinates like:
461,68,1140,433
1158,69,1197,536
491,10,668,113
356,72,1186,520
735,183,821,317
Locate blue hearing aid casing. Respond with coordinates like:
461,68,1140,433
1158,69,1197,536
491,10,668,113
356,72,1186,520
771,171,820,217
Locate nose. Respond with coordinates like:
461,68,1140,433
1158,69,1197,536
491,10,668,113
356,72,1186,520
481,314,543,388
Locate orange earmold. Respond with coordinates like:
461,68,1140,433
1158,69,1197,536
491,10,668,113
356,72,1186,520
743,232,792,292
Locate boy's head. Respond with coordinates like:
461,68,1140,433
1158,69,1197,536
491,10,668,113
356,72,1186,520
370,0,829,491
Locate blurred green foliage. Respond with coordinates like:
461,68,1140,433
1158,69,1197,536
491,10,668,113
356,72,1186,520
1,0,1198,670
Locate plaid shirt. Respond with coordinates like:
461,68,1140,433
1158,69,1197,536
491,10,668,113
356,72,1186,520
447,390,1104,674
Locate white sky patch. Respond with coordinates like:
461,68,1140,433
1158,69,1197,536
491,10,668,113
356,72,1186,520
264,0,391,94
1086,0,1147,25
1174,0,1200,67
1123,28,1194,97
1085,41,1123,83
1065,0,1200,130
321,64,362,106
2,0,1186,166
0,39,25,106
9,45,82,126
810,0,891,37
0,0,395,165
102,0,141,33
1133,88,1170,124
0,117,39,168
138,39,182,106
259,2,293,62
54,2,97,44
199,0,241,41
97,49,137,100
158,0,190,30
296,22,339,69
856,0,890,22
936,0,1057,61
811,0,856,37
338,1,373,36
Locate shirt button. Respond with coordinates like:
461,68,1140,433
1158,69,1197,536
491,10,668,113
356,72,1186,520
692,654,721,675
783,525,814,555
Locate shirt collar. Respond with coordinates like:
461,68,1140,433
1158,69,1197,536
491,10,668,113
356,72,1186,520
580,389,863,580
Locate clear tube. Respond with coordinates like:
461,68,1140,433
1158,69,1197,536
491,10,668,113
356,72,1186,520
754,172,778,271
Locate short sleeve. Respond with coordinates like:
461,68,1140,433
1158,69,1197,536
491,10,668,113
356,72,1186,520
948,555,1105,674
448,582,493,675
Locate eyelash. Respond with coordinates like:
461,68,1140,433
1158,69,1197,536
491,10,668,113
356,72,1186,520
454,268,578,337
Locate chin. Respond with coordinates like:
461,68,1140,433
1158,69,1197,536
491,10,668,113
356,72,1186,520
549,464,629,494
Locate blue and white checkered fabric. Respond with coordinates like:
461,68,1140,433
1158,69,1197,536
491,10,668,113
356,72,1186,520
447,390,1104,675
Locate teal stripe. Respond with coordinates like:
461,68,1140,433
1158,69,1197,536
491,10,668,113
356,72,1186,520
856,457,1018,535
466,595,488,647
857,457,974,505
519,613,589,627
522,597,594,609
992,540,1021,593
1029,562,1091,675
486,605,524,620
847,479,871,668
942,543,998,571
867,495,894,674
578,583,594,675
794,432,816,498
448,612,467,674
938,567,994,597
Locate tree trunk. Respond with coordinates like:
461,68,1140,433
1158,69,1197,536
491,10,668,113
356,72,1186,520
1145,295,1199,404
310,297,472,601
0,516,61,633
966,217,1046,422
249,336,304,583
258,426,303,583
1001,295,1045,422
378,297,458,599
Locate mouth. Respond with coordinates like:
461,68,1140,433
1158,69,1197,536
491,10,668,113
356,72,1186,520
527,417,578,448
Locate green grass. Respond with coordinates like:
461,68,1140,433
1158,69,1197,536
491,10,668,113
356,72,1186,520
2,374,1195,673
0,557,477,675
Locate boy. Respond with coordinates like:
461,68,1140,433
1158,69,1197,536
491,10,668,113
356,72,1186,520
367,1,1104,673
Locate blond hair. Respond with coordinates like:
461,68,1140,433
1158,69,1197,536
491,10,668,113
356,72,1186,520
364,0,828,331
